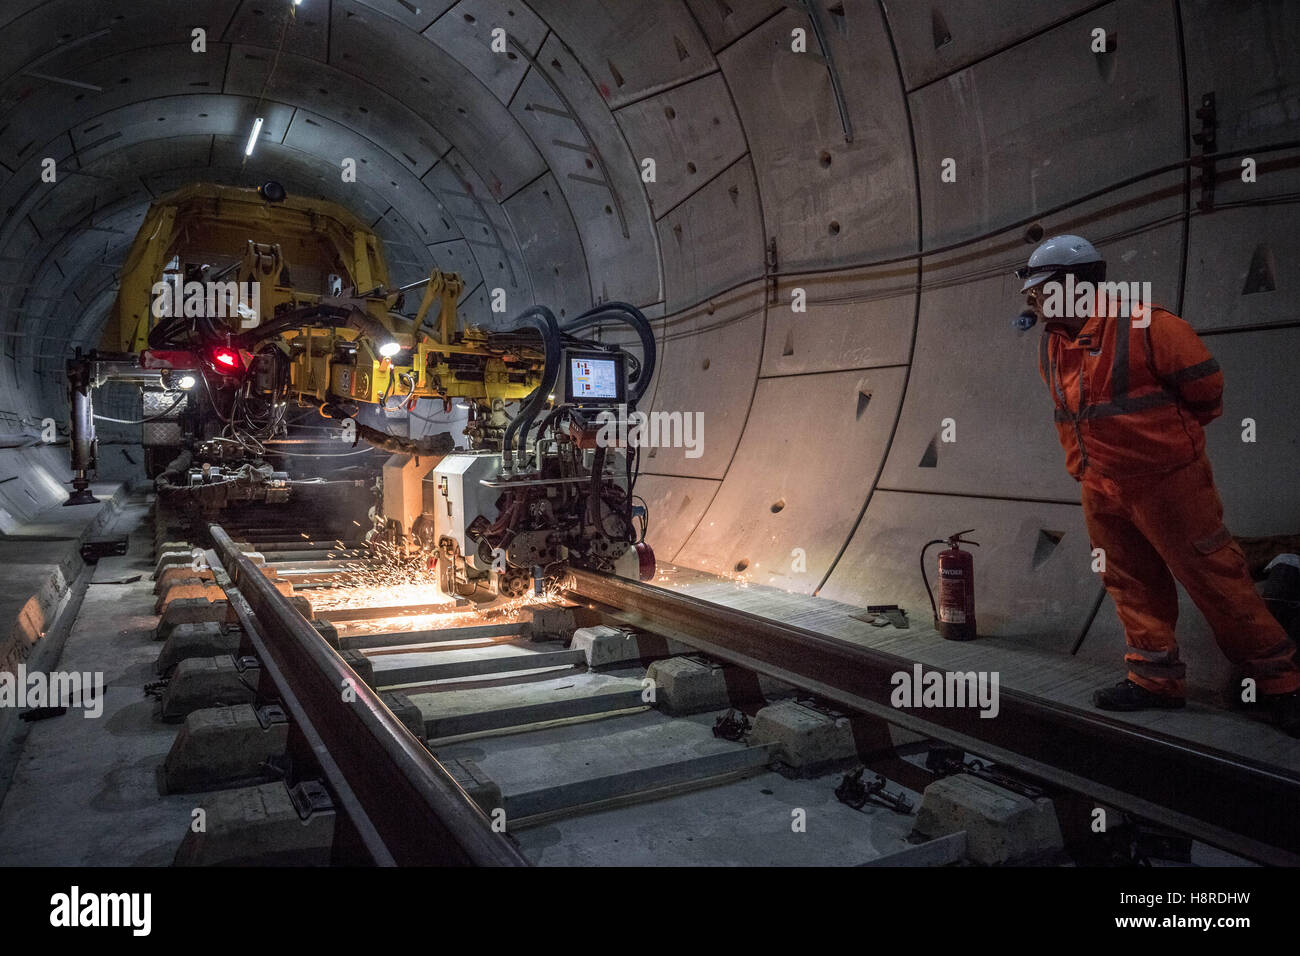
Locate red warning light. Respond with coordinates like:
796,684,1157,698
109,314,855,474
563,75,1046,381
211,347,242,373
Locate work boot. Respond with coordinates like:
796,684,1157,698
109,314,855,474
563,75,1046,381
1093,679,1185,712
1262,691,1300,738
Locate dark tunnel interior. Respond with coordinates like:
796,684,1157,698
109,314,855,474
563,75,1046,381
1,0,1299,880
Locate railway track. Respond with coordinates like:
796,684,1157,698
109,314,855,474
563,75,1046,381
144,518,1300,867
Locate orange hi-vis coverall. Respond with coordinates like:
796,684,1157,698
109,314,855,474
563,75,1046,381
1039,301,1300,697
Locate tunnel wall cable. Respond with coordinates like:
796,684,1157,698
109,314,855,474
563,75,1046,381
637,187,1300,348
639,143,1300,347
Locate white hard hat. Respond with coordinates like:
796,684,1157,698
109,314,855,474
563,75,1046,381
1016,235,1104,292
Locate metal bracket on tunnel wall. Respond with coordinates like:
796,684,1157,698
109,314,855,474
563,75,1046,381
787,0,854,145
1192,92,1217,213
766,238,779,305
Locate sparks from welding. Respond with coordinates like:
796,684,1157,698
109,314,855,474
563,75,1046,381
308,539,452,611
306,538,565,623
343,598,548,635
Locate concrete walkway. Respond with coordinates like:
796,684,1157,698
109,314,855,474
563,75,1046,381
0,494,194,866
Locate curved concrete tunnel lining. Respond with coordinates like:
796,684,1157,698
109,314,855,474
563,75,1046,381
0,1,1295,701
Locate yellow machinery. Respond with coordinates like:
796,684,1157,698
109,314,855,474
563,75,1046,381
66,181,656,593
102,182,544,413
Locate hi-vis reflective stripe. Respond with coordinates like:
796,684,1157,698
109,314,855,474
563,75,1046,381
1053,391,1175,423
1128,645,1181,663
1040,333,1075,415
1113,303,1130,402
1040,332,1090,467
1163,357,1220,386
1128,658,1188,679
1125,644,1187,678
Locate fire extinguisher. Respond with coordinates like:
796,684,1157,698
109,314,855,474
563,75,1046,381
921,529,980,641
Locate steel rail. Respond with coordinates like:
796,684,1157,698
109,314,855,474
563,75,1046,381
208,524,529,867
565,568,1300,865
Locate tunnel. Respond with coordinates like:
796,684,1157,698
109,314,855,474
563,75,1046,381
1,0,1299,878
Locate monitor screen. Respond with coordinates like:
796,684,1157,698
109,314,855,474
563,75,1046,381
565,350,625,405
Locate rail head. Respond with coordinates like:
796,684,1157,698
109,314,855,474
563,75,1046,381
208,523,529,867
564,567,1300,865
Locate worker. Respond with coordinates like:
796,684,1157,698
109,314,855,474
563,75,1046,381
1017,235,1300,735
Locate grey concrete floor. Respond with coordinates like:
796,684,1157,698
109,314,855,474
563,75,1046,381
414,669,648,720
0,495,195,866
441,710,746,789
511,762,920,866
368,638,580,689
437,704,925,866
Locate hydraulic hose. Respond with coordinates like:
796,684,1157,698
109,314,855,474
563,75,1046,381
587,445,607,530
232,302,400,351
562,301,656,406
153,449,193,493
382,371,417,411
296,394,454,457
499,306,561,471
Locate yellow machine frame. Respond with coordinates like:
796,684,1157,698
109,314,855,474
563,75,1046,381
104,183,542,410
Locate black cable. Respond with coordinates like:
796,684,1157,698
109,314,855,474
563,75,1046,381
146,314,190,349
587,445,606,531
631,494,649,543
624,441,636,542
920,538,946,624
93,390,187,425
562,302,656,406
534,403,573,440
197,367,235,424
383,372,416,410
500,306,561,467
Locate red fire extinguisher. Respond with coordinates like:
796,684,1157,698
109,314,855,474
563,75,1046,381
922,529,980,641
